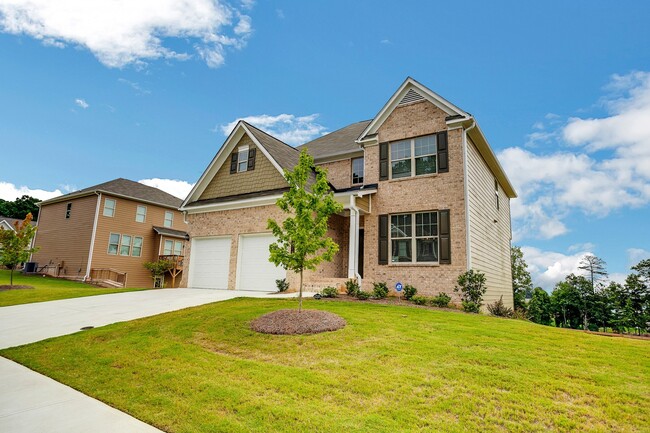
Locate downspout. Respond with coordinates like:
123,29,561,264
84,192,102,281
463,119,476,271
29,203,41,262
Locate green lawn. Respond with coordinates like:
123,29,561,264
2,298,648,432
0,270,148,307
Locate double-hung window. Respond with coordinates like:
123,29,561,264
174,240,183,255
352,157,364,184
164,239,173,255
103,198,116,217
390,134,437,179
108,233,120,255
120,235,132,256
65,203,72,219
164,211,173,228
132,237,143,257
238,146,249,172
136,205,147,223
390,211,438,263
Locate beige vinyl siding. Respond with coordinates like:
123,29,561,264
466,137,514,307
199,135,288,201
31,195,98,277
92,195,185,288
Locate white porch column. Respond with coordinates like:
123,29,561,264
347,195,360,279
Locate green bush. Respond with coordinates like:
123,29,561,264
403,284,417,300
430,292,451,308
454,269,487,313
511,308,529,321
321,286,338,298
486,295,513,317
411,295,428,306
275,278,289,293
372,282,389,299
345,279,360,296
356,290,371,300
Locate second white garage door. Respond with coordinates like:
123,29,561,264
237,233,286,292
188,237,231,289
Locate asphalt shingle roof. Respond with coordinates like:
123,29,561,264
43,178,183,208
298,120,370,159
243,121,300,171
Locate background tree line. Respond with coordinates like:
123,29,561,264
0,195,40,220
512,246,650,335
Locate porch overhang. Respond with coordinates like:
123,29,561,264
333,183,377,215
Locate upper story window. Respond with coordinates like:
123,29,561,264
65,203,72,219
238,146,249,172
390,135,437,179
352,157,364,185
136,205,147,223
108,233,120,254
164,211,174,228
494,179,500,211
103,198,116,217
164,239,173,255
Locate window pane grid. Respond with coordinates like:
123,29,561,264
238,149,249,172
390,134,438,179
120,235,131,256
352,157,364,184
390,212,439,263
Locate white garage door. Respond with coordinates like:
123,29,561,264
189,237,231,289
237,233,285,292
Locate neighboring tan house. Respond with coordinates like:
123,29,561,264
180,78,517,307
31,178,188,288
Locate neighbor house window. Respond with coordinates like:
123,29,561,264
108,233,120,255
65,203,72,219
494,179,500,211
352,157,364,184
174,240,183,255
237,146,249,172
390,211,438,263
132,237,143,257
164,211,173,228
163,239,173,255
103,198,116,217
390,134,437,179
120,234,132,256
135,205,147,223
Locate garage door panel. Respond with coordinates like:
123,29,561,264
189,237,231,289
237,234,285,292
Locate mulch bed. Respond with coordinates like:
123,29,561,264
0,285,34,291
251,309,346,335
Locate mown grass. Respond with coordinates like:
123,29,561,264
2,298,648,432
0,270,148,307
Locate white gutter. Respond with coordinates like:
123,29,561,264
84,192,102,281
463,119,476,270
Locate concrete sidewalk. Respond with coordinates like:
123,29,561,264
0,288,303,433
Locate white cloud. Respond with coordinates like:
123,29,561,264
501,71,650,240
276,9,285,19
0,0,253,68
568,242,596,253
138,178,194,200
521,246,591,291
75,98,89,109
220,113,327,146
627,248,650,268
118,78,150,95
0,181,63,201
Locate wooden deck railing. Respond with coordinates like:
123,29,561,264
89,268,127,287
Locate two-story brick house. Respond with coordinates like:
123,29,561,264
180,78,517,306
32,178,188,288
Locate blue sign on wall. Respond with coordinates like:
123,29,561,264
395,282,403,292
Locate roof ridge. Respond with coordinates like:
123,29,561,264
242,121,298,152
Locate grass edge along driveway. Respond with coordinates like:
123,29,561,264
0,270,149,307
2,298,648,433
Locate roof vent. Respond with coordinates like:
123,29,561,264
398,88,425,105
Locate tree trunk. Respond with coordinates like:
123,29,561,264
298,268,303,312
9,267,14,287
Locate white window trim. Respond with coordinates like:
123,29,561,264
164,211,174,228
389,135,437,180
388,211,439,264
103,198,116,217
136,205,147,223
108,232,120,255
163,239,174,255
119,234,132,256
237,145,249,173
132,236,143,257
351,157,364,185
173,240,183,255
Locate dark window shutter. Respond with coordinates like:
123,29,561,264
437,131,448,173
229,153,238,174
439,209,451,264
378,214,388,265
247,148,256,171
379,142,389,181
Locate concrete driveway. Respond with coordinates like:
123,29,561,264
0,288,296,433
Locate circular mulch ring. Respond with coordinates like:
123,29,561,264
251,309,346,335
0,285,34,291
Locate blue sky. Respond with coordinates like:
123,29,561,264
1,0,649,288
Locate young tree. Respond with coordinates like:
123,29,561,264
511,246,533,311
268,150,343,311
454,269,487,313
528,287,553,325
578,254,608,291
0,213,39,287
550,276,583,329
